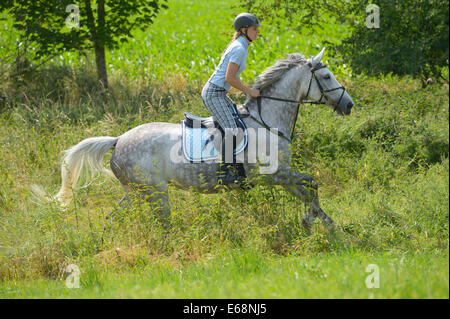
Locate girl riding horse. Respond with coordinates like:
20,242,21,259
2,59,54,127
202,13,261,184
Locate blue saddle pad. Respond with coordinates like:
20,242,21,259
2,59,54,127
181,117,248,163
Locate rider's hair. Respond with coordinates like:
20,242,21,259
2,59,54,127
221,31,242,56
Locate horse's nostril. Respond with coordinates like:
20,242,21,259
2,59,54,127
347,102,354,109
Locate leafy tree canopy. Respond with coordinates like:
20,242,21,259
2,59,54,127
245,0,449,84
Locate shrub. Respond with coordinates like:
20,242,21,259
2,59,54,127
337,0,449,85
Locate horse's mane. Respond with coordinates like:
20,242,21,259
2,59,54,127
252,53,308,90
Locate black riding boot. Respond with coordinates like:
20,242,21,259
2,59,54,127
218,133,245,185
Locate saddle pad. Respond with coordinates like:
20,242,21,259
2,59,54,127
181,120,248,162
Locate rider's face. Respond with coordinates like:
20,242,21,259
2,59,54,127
245,26,259,42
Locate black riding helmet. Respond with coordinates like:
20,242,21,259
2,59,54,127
233,13,260,42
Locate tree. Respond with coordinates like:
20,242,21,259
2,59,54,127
337,0,449,85
245,0,449,85
243,0,359,35
0,0,168,88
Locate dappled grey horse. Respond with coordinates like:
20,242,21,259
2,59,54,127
54,48,353,228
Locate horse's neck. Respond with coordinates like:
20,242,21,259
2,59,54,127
243,72,302,138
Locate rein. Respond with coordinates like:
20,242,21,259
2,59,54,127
242,63,346,143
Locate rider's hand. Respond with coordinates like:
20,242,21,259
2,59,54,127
249,88,260,98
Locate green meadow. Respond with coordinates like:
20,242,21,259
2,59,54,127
2,251,447,298
0,0,448,298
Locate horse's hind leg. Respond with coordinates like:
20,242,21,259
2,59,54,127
136,181,172,231
142,189,170,219
103,182,139,238
141,187,172,249
102,188,170,243
106,183,170,220
107,195,132,222
101,194,131,243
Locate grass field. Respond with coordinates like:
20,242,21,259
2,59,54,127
0,0,448,298
2,251,447,298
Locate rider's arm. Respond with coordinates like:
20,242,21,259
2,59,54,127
225,62,260,98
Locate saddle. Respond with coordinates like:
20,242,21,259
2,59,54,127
181,104,248,163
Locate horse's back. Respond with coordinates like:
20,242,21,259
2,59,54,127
109,121,221,191
110,122,181,185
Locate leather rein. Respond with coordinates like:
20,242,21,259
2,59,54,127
241,63,346,143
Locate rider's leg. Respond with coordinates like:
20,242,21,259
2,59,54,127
201,82,246,185
218,128,246,185
218,129,236,184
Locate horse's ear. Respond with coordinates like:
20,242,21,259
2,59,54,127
311,48,326,66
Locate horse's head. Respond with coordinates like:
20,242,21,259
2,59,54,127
301,48,353,115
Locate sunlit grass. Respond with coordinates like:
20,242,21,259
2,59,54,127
1,250,448,298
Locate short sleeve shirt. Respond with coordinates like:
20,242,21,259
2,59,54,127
208,36,249,92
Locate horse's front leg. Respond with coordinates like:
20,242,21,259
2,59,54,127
268,169,334,228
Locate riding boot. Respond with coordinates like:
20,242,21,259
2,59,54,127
218,133,245,185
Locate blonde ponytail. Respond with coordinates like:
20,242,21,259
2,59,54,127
221,31,241,56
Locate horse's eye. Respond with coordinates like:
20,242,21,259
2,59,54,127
324,75,331,80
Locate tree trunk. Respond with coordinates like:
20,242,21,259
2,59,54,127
85,0,108,88
96,0,107,88
95,44,108,88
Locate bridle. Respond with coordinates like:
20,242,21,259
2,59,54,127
242,62,346,143
305,63,346,111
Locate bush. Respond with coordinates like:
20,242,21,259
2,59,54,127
337,0,449,85
246,0,449,85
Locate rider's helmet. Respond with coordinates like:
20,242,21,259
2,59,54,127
234,13,261,31
233,13,260,42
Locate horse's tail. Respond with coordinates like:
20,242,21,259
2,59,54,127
56,136,119,206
